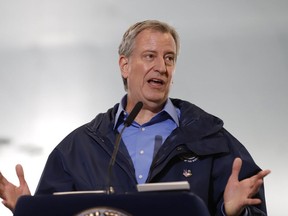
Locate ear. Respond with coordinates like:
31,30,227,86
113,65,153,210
119,55,129,78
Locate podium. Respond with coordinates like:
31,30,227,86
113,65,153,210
14,191,210,216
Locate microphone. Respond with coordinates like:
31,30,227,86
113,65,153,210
123,101,143,127
106,101,143,194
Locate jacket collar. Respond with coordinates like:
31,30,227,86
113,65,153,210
165,98,229,156
113,95,180,129
86,98,229,156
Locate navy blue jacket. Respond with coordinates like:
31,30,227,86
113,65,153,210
35,99,267,215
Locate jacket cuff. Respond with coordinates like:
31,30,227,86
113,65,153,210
221,203,248,216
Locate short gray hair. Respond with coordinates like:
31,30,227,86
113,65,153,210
119,20,180,90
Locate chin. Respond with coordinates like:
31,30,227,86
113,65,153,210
146,97,167,106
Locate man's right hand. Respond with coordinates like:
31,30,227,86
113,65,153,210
0,164,31,212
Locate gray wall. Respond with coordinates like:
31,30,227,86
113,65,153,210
0,1,287,215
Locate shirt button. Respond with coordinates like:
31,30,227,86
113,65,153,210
141,127,145,131
139,175,143,179
139,150,144,155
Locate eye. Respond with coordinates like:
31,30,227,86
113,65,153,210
164,55,175,65
144,53,155,60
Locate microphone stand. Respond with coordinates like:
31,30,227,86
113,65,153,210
106,101,143,194
106,126,126,194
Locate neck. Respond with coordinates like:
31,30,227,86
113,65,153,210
126,101,165,125
133,109,156,125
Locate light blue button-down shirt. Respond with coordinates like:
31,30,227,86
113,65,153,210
114,96,180,183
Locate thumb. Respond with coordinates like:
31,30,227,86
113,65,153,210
230,158,242,181
15,164,26,186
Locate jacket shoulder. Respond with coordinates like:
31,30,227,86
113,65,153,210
54,104,118,153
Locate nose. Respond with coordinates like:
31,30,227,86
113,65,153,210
153,57,167,74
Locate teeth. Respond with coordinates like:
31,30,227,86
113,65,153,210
150,79,163,84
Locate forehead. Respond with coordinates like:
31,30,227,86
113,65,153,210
134,29,176,53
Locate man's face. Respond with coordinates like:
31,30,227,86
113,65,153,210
120,29,177,109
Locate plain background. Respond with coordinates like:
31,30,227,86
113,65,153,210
0,0,287,215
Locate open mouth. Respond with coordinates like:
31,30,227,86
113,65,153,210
148,78,164,85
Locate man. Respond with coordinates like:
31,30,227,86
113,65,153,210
0,20,270,216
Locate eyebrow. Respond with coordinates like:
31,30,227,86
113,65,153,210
142,50,176,55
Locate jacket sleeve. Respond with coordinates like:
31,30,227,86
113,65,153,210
213,130,268,216
221,204,267,216
34,148,75,195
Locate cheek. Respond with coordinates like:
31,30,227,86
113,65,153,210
168,69,175,79
130,73,145,87
127,60,152,85
131,65,149,80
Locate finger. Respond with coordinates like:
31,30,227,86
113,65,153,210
248,179,264,197
250,169,271,184
230,157,242,181
2,199,13,212
0,171,8,185
0,173,8,199
15,164,26,186
257,169,271,179
245,198,262,206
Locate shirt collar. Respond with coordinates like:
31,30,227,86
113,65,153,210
114,95,179,129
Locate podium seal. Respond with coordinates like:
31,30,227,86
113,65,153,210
76,206,132,216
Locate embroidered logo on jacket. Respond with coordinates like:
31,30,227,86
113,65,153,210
179,154,199,163
183,169,193,178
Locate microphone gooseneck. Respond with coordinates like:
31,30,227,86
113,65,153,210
106,101,143,194
123,101,143,127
